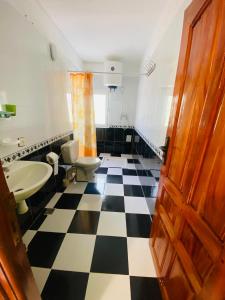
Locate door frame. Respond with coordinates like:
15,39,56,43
0,161,41,299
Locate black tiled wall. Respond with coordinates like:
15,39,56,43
96,127,156,159
96,128,135,155
133,131,156,158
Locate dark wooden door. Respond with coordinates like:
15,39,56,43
0,162,40,299
151,0,225,299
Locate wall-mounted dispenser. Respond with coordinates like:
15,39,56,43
0,104,16,118
46,152,59,176
104,61,123,91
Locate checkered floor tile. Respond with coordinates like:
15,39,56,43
24,155,162,300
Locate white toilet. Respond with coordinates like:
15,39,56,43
61,140,101,181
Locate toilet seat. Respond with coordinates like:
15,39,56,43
74,157,101,168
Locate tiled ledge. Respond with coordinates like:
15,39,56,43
109,125,134,129
96,125,134,129
134,127,163,161
1,131,73,163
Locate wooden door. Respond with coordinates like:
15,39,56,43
0,162,40,299
151,0,225,299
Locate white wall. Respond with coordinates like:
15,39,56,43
135,0,191,149
0,1,81,158
84,62,139,127
6,0,82,70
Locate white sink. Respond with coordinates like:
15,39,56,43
6,161,52,214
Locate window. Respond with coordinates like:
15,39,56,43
66,93,73,123
94,94,107,126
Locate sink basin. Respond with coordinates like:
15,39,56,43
6,161,52,214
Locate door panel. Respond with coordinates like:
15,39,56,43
180,222,213,281
192,90,225,240
169,0,223,193
161,191,177,225
151,0,225,299
151,215,176,280
152,218,170,272
166,256,195,300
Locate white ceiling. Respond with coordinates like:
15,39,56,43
37,0,169,64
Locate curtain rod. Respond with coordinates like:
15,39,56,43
68,70,148,77
69,61,156,77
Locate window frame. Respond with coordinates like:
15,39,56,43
93,91,108,128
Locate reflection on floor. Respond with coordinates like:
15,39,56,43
23,154,162,300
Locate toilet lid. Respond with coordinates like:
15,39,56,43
75,157,101,168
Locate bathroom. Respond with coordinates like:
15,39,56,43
1,0,225,300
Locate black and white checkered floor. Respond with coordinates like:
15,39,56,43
23,154,162,300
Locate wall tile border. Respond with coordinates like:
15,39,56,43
1,130,73,163
109,125,134,129
134,127,163,160
96,125,134,129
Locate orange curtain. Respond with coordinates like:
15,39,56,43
70,73,97,157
